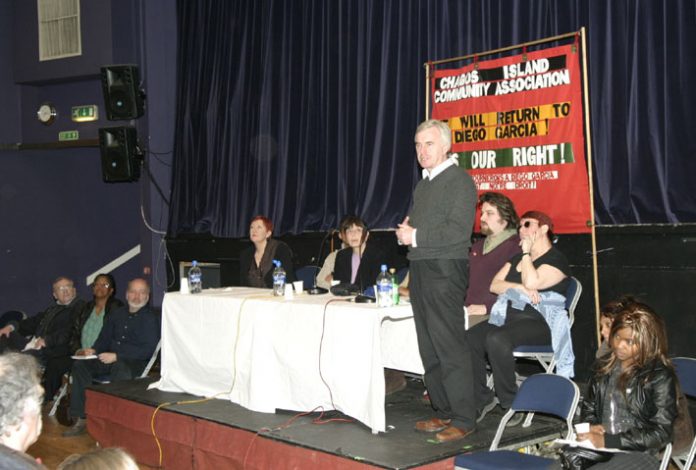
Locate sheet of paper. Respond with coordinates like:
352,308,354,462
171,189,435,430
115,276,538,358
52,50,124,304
22,336,39,351
71,354,98,360
553,438,628,453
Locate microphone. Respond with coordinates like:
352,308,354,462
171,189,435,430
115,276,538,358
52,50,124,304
307,229,335,295
353,234,375,303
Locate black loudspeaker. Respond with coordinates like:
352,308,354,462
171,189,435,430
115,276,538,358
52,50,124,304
100,64,145,120
99,127,142,182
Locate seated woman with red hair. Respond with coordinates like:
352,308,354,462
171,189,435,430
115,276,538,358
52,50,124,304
238,215,296,288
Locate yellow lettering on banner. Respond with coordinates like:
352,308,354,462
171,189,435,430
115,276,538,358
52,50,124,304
496,107,540,125
451,103,570,133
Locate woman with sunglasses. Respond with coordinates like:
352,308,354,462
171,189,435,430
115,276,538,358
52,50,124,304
467,211,571,425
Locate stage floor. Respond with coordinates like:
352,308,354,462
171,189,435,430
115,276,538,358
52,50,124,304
87,376,567,469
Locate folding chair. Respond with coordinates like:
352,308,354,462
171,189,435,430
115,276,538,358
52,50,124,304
512,276,582,374
671,357,696,470
49,373,70,417
454,373,579,469
139,339,162,378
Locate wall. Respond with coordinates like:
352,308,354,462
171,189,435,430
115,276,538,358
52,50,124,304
0,0,176,313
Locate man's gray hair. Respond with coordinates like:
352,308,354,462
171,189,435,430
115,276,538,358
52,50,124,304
0,353,43,434
415,119,452,152
53,276,75,288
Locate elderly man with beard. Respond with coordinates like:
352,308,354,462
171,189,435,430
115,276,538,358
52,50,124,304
63,278,160,437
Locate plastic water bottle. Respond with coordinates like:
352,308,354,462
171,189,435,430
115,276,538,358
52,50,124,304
376,265,393,307
389,268,400,306
188,260,203,294
272,260,286,296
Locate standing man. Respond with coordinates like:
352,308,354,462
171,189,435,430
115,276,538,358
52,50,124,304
396,119,477,442
63,278,160,437
0,353,47,469
465,192,521,328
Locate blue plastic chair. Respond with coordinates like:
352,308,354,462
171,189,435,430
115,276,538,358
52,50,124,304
295,265,320,287
671,357,696,469
512,276,582,373
454,373,579,470
395,267,409,284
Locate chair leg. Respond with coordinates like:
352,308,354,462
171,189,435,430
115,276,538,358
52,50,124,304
522,412,534,428
49,380,69,417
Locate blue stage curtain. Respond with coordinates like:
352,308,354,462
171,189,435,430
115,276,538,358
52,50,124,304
169,0,696,237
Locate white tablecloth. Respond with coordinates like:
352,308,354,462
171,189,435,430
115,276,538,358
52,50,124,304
151,287,423,433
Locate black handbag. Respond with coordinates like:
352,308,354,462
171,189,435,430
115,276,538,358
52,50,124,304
558,444,613,470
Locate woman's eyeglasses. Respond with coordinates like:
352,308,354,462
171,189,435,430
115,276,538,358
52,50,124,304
94,282,111,288
521,220,538,228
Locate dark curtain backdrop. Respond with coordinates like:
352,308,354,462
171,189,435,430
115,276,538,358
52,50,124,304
169,0,696,237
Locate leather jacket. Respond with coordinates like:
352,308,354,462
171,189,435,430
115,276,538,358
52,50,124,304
69,296,124,353
581,359,677,452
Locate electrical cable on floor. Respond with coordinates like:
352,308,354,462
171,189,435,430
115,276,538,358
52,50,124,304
149,293,270,468
150,293,360,467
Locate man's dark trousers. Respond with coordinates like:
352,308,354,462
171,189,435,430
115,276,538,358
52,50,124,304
410,258,476,429
69,358,147,419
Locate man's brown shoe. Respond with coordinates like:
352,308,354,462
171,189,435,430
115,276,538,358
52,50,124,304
415,417,451,433
435,425,475,442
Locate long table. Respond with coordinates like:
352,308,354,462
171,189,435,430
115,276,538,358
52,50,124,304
151,287,424,433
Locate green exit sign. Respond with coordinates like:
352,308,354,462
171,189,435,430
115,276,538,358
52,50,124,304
59,130,79,141
71,104,99,122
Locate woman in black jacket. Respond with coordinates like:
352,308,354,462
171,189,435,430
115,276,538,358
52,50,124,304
70,273,123,355
578,300,677,469
239,215,296,288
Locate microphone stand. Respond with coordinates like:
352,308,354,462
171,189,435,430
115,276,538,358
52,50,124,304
353,240,375,303
307,229,334,295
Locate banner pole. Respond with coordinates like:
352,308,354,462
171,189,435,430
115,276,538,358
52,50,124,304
427,31,577,68
579,26,601,344
424,62,431,119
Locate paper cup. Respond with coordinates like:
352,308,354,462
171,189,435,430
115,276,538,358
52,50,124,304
180,278,190,294
293,280,304,294
284,283,294,299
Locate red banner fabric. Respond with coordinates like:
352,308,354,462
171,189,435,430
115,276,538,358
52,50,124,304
431,44,591,233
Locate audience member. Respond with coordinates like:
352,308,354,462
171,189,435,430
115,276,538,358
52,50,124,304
239,215,296,288
469,211,572,426
0,353,46,469
577,301,677,469
44,274,124,409
397,271,410,299
596,296,634,358
333,216,385,290
0,277,85,400
57,447,138,470
465,192,521,328
396,119,477,443
316,223,347,290
63,278,160,437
